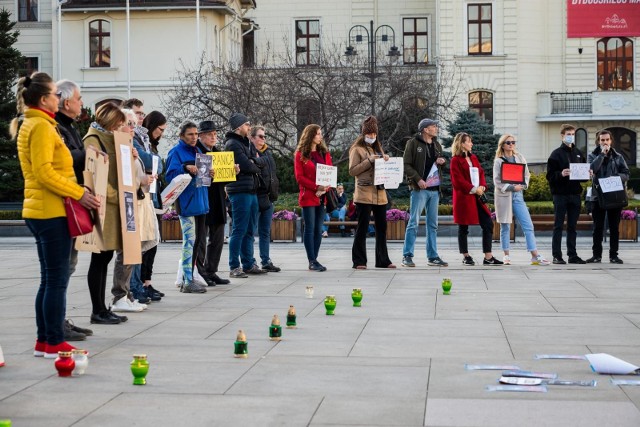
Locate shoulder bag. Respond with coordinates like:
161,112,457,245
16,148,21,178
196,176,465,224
64,196,94,237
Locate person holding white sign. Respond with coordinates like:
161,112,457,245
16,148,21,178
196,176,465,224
586,130,630,264
546,124,588,264
348,116,395,269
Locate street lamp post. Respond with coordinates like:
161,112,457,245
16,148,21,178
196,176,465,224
345,20,401,115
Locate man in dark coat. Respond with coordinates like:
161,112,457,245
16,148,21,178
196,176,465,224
196,120,231,285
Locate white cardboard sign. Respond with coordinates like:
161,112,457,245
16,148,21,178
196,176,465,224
374,157,404,189
570,163,590,180
315,163,337,187
598,176,624,193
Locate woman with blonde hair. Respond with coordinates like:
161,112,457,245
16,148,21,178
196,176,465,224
14,72,100,357
294,124,332,271
493,134,550,265
450,132,502,265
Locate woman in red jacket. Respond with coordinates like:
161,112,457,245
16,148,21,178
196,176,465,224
450,132,502,266
294,124,332,271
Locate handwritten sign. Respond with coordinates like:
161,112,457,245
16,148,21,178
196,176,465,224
315,163,337,187
374,157,404,189
598,176,624,193
569,163,590,180
206,151,237,183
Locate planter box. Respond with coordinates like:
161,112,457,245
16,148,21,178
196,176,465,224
619,219,638,242
492,220,516,242
160,220,182,242
271,220,296,242
386,220,407,241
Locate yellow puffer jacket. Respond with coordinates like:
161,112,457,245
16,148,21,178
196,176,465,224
18,108,84,219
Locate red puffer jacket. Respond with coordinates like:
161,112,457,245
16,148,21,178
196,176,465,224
294,150,333,207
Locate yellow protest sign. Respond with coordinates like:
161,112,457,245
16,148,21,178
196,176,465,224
207,151,237,182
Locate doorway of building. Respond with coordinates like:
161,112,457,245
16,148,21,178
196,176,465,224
605,127,636,167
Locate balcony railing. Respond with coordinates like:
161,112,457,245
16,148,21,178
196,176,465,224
550,92,592,114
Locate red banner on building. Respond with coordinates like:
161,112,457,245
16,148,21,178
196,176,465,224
567,0,640,38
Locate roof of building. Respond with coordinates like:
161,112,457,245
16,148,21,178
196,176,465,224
61,0,256,10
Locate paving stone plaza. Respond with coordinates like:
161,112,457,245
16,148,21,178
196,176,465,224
1,235,640,426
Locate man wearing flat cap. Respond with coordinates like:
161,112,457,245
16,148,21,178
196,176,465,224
402,118,448,268
196,120,231,286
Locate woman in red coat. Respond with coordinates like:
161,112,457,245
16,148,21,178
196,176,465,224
450,132,502,266
294,124,332,271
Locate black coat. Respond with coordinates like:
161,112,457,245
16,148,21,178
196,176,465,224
197,140,227,225
256,144,280,202
588,146,630,200
546,143,587,195
223,131,264,194
56,112,85,183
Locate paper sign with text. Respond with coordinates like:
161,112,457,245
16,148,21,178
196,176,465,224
374,157,404,189
570,163,590,180
206,151,237,183
315,163,337,187
598,176,624,193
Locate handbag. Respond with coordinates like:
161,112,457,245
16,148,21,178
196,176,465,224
64,197,94,237
593,177,628,210
325,187,339,213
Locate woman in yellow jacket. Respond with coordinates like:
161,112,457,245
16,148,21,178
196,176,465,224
13,72,99,359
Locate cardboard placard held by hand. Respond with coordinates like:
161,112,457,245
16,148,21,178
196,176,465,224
114,131,141,265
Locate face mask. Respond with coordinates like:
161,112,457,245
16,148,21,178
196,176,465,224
364,137,376,145
564,135,574,145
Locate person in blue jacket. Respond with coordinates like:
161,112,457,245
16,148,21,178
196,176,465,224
165,120,211,294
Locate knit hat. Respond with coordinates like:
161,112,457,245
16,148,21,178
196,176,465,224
229,112,249,130
418,118,438,132
361,115,378,135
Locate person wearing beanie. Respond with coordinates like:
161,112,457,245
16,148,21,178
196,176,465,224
401,118,449,268
223,112,268,278
348,116,395,269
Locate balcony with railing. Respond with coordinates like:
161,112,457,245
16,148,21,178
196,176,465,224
537,90,640,121
61,0,255,10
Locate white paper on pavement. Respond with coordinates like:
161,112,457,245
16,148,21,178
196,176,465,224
598,176,624,193
569,163,590,180
150,156,159,194
374,157,404,188
585,353,640,375
316,163,337,187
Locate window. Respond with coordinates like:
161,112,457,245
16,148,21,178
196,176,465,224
18,0,38,22
467,3,492,55
19,57,39,77
575,128,588,159
243,29,255,68
403,18,428,64
597,37,633,91
469,91,493,124
606,127,637,166
295,20,320,66
89,19,111,68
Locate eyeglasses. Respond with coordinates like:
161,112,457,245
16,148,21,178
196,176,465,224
135,111,146,118
256,134,266,140
47,92,62,99
504,141,516,145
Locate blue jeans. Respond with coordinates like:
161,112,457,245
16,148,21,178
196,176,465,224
26,217,72,346
254,202,274,266
322,206,347,232
403,189,440,260
500,191,536,252
228,192,258,270
302,205,325,262
130,264,144,298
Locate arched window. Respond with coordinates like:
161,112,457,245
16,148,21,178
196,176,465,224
605,127,637,166
89,20,111,68
95,98,122,110
469,91,493,124
575,128,588,159
597,37,633,91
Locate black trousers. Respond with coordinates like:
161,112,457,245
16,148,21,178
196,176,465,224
192,214,208,275
352,203,392,268
552,194,582,259
458,199,493,254
140,245,157,282
591,203,622,258
202,222,225,276
87,250,113,315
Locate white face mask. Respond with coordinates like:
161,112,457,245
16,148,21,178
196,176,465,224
364,137,376,145
564,134,574,145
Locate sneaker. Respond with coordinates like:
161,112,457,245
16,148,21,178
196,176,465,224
428,257,449,267
90,311,121,325
147,284,165,297
34,340,46,357
610,256,624,264
586,256,602,263
309,261,327,272
135,295,152,305
462,255,475,266
401,256,415,267
483,256,504,265
230,267,248,278
44,341,77,359
63,321,86,342
180,281,207,293
244,264,267,275
131,299,148,310
65,319,93,336
142,288,162,301
262,262,281,273
568,256,586,264
112,297,143,313
552,257,566,265
322,231,328,238
531,255,551,266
